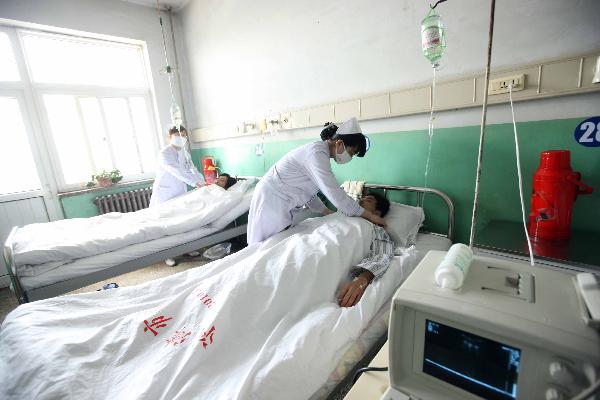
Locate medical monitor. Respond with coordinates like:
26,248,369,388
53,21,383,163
386,251,600,400
423,320,520,400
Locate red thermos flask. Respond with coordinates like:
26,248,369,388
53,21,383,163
202,156,217,185
528,150,593,241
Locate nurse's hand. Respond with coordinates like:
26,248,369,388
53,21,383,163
370,214,386,226
196,182,204,189
362,211,386,227
322,208,334,216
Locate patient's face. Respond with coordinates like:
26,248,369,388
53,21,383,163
216,176,228,188
359,195,379,214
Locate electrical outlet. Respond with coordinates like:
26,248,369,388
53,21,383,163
488,74,525,95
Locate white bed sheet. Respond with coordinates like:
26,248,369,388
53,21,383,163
14,184,246,268
310,232,452,399
1,215,426,400
19,189,254,291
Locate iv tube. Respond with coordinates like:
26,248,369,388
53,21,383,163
424,67,437,193
509,84,535,266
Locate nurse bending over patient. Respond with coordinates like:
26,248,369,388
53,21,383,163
247,117,385,244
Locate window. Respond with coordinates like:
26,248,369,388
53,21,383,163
0,33,20,81
21,31,147,88
19,30,159,189
42,94,157,185
0,97,42,194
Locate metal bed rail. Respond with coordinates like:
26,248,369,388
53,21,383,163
3,178,262,303
324,184,454,400
364,183,455,241
3,226,26,304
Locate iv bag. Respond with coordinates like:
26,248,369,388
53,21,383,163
170,102,183,128
421,7,446,68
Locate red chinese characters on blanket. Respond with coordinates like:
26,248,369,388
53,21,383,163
143,315,173,336
166,329,192,346
199,325,215,349
195,288,215,308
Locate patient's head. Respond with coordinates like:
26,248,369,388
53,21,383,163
216,173,237,189
359,192,390,217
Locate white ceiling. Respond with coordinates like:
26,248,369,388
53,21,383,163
119,0,191,11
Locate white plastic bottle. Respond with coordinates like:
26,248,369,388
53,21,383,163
434,243,473,290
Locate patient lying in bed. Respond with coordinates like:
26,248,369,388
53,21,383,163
214,173,237,189
1,206,417,400
338,191,393,308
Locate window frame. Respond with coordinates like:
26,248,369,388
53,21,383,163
0,23,162,192
36,88,160,189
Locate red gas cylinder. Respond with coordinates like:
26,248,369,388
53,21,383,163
202,156,217,185
528,150,593,241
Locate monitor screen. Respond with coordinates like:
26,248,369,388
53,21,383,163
423,320,521,400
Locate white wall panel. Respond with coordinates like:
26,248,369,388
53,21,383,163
179,0,600,130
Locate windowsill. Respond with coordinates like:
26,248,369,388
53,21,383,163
57,179,154,199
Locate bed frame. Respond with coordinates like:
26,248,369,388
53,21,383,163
323,183,455,400
3,176,259,304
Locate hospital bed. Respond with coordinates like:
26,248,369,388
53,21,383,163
0,183,454,400
315,183,454,400
3,177,258,303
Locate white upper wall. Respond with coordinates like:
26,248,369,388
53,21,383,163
0,0,193,139
179,0,600,129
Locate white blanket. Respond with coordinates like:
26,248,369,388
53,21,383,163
13,185,244,270
0,214,417,400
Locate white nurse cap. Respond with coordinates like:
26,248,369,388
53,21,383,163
336,117,362,136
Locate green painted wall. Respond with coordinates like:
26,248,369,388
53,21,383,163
193,117,599,244
60,182,153,218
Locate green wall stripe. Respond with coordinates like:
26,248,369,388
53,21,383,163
192,117,599,244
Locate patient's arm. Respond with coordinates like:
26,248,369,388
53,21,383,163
338,226,395,307
338,270,374,308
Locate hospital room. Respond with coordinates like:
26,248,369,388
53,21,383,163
0,0,599,398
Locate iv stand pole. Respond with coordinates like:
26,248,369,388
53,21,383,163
469,0,496,248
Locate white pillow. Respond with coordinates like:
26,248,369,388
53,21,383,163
384,202,425,247
227,177,257,193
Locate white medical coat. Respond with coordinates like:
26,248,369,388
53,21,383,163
149,145,204,207
247,141,364,244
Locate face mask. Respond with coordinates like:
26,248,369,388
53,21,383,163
171,135,186,148
334,142,352,164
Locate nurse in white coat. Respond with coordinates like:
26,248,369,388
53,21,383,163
247,117,385,244
149,126,205,207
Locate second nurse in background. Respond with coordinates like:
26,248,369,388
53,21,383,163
247,117,385,244
149,126,204,207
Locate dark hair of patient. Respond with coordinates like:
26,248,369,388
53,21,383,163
368,191,391,217
220,173,237,189
320,122,367,157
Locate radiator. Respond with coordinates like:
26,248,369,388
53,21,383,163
94,187,153,214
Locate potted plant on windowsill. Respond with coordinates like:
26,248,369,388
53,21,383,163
85,169,123,188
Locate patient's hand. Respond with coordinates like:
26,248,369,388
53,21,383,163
337,276,369,308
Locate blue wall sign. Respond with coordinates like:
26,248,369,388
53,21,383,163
574,116,600,147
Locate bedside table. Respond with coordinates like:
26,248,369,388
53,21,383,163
476,220,600,271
